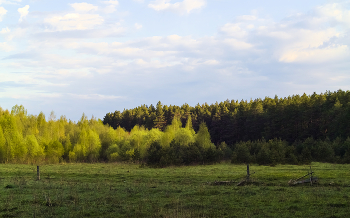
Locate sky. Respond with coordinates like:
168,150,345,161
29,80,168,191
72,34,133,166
0,0,350,121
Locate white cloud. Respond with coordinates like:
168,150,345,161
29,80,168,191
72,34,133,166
101,1,119,13
0,0,22,5
263,5,350,63
103,5,116,13
279,45,349,63
69,94,123,100
217,3,350,64
0,87,62,100
5,27,26,40
135,23,142,29
148,0,206,14
70,3,98,12
203,60,219,65
44,13,104,31
0,27,10,33
0,6,7,21
18,5,29,22
223,38,253,50
236,15,257,21
317,3,350,27
2,1,350,121
0,42,12,51
102,0,119,5
220,23,248,38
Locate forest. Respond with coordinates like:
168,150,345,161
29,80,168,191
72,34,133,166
1,90,350,165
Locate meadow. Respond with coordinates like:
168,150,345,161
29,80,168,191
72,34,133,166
1,162,350,217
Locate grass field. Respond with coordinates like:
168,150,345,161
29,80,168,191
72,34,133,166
1,162,350,217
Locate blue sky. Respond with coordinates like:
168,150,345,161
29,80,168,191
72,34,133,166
0,0,349,121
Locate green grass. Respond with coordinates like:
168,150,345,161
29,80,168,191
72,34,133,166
1,162,350,217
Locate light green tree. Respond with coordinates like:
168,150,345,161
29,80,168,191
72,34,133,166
142,128,163,158
0,125,6,162
115,126,127,142
173,128,195,146
73,128,101,162
11,104,27,137
86,129,101,162
106,144,120,162
25,134,44,163
98,126,117,160
0,114,27,162
195,122,215,149
160,116,182,147
185,115,195,136
45,140,64,163
63,134,72,160
130,125,147,159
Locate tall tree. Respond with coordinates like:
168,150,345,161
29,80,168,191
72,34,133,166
0,125,6,162
154,101,166,130
195,122,214,149
0,114,27,162
25,134,44,163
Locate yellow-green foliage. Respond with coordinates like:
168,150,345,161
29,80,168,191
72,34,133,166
195,122,215,149
45,140,64,164
24,135,44,163
106,144,119,161
144,128,163,153
109,152,119,161
185,115,195,136
73,129,101,162
130,125,147,158
68,151,77,162
160,116,182,147
173,128,195,146
0,105,214,163
0,125,6,162
0,113,27,162
115,126,128,142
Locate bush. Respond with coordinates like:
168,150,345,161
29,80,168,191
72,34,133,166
146,141,163,166
232,142,251,164
110,152,119,162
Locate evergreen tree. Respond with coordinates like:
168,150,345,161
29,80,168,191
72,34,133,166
232,142,251,163
257,143,271,165
154,101,166,130
342,137,350,163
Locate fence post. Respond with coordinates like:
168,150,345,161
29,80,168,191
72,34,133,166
247,164,250,182
37,166,40,180
309,166,313,185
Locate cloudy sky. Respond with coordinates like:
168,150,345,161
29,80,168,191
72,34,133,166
0,0,349,121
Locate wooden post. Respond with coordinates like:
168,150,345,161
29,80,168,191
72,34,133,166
37,166,40,180
309,166,312,185
247,164,250,182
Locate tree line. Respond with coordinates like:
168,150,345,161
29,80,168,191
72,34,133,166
0,105,221,164
2,89,350,165
104,90,350,145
